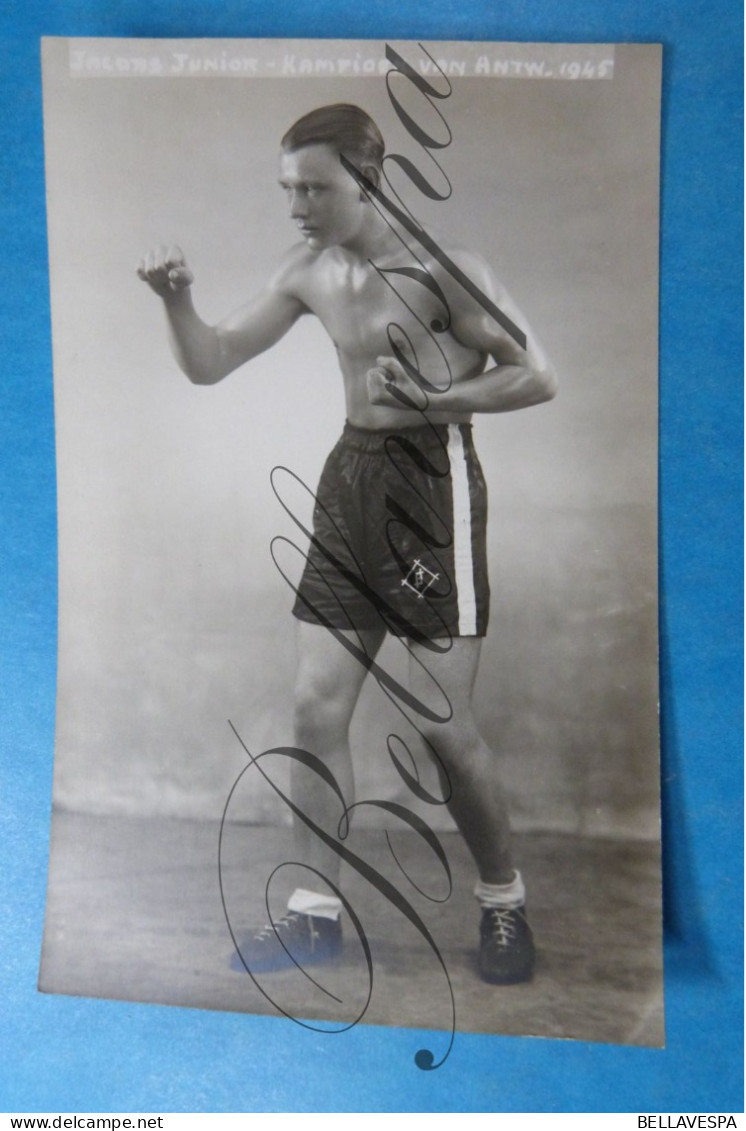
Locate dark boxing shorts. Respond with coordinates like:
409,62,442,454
292,421,490,640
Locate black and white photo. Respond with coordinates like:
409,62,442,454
39,37,664,1056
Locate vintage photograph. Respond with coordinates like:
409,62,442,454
39,37,663,1057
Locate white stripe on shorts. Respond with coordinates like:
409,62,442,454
447,423,477,635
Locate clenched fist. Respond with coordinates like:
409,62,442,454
366,355,427,411
137,245,194,297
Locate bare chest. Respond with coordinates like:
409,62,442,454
297,256,480,380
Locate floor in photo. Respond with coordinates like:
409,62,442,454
40,811,664,1047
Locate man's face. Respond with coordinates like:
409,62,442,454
278,143,369,250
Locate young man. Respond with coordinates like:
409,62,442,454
138,103,557,984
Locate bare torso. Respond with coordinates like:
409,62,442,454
140,140,554,423
284,242,487,429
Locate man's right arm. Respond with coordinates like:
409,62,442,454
137,245,307,385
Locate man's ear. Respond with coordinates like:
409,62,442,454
358,163,381,197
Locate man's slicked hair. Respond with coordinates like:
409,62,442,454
281,103,385,171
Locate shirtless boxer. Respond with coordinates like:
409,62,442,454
138,103,557,984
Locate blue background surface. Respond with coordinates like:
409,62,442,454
0,0,742,1114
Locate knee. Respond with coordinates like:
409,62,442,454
294,675,354,746
418,717,487,779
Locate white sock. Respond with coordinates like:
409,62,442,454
287,887,343,921
474,870,526,910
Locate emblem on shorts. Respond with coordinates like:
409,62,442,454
401,558,440,599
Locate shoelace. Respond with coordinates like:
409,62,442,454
251,912,302,942
486,908,519,947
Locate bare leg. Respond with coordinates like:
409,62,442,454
230,622,386,974
408,636,514,885
407,637,536,984
292,620,386,889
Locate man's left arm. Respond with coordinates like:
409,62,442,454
368,251,558,413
